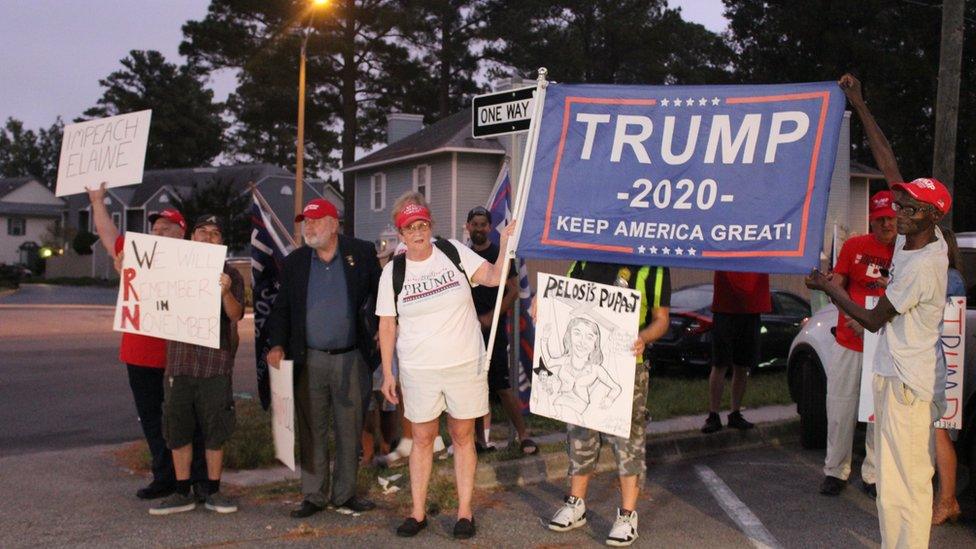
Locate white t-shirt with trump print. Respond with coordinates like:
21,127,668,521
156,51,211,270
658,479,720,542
376,239,487,370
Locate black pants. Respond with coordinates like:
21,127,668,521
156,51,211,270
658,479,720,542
126,365,207,484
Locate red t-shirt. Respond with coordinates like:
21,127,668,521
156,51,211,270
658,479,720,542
833,234,894,352
115,235,167,368
712,271,771,314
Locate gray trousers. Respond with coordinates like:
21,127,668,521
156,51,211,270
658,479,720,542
296,348,370,506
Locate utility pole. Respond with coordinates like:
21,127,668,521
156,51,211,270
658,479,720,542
932,0,965,226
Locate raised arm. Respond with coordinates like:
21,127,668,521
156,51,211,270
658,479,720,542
806,269,897,332
85,182,119,257
839,74,903,186
472,221,518,287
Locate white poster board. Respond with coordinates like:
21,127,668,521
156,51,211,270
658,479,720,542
859,297,966,430
113,232,226,349
530,272,640,437
56,110,152,197
270,360,296,471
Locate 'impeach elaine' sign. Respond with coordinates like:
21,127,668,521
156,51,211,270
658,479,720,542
516,83,846,273
56,110,152,197
113,233,226,349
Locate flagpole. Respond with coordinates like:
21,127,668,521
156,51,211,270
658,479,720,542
484,67,549,372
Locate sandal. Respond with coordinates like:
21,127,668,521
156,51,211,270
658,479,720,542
520,438,539,455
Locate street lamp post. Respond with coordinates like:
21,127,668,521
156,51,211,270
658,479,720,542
294,0,329,244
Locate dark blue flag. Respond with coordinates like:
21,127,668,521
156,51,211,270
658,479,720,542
516,82,846,273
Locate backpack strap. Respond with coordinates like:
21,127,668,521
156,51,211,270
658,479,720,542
392,253,406,317
434,238,471,288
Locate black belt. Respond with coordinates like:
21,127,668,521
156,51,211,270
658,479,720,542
310,344,357,355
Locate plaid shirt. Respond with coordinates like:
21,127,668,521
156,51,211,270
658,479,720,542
167,263,245,378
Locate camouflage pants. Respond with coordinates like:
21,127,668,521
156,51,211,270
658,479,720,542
567,364,649,479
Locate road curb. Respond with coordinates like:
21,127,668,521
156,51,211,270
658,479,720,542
466,418,800,490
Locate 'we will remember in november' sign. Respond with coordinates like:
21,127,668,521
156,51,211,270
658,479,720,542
114,233,226,349
516,82,846,273
55,110,152,197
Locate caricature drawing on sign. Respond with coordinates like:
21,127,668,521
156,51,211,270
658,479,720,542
537,317,623,424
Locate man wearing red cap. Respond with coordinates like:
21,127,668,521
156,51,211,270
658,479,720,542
807,174,952,547
267,198,381,517
818,190,896,498
85,183,207,500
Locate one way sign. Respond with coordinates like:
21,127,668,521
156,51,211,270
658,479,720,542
471,86,535,138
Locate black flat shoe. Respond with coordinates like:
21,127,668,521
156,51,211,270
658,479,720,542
819,475,846,496
396,516,427,537
290,500,325,518
453,517,476,539
337,495,376,513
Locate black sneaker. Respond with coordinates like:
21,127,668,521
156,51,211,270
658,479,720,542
861,480,877,500
819,475,847,496
701,412,723,434
136,480,175,500
453,517,476,540
396,517,427,537
727,411,755,430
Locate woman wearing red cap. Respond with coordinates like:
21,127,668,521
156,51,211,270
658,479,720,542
376,202,515,540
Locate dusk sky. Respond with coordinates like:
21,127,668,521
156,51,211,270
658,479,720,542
1,0,729,132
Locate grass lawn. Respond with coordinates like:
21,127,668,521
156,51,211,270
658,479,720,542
646,370,793,421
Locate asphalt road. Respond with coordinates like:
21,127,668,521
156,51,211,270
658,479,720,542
0,302,258,456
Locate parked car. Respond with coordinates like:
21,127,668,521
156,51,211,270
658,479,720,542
787,231,976,482
648,283,811,375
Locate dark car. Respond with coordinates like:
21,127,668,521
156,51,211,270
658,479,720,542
647,283,811,374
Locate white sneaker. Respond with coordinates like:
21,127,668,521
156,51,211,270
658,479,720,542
605,508,638,546
548,495,587,531
434,436,448,460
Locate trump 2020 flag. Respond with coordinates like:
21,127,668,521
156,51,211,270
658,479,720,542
487,163,535,411
251,189,295,410
516,82,846,273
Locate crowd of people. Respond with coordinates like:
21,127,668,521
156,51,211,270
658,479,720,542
84,72,965,548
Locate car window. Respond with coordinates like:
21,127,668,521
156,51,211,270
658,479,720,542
670,286,713,311
774,293,810,317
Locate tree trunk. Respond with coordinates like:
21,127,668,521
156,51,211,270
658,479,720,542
932,0,965,227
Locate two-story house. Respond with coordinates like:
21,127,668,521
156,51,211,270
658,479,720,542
0,176,65,266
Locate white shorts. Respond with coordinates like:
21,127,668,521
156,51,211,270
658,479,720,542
399,359,488,423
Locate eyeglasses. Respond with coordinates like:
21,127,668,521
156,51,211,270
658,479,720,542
401,221,431,234
892,202,931,217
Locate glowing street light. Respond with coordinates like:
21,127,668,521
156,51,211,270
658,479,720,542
294,0,330,243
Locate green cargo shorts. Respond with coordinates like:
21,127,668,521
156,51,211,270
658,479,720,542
163,374,236,450
567,365,649,479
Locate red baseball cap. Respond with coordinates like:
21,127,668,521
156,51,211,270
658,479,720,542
868,190,896,220
395,204,432,229
892,178,952,214
147,209,186,230
295,198,339,222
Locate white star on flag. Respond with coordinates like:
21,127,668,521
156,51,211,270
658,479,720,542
698,97,707,106
711,97,720,106
686,97,694,105
675,247,684,255
688,247,697,256
673,98,682,106
661,98,670,106
649,246,658,254
637,245,646,254
662,247,671,255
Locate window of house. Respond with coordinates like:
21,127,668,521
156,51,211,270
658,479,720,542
280,185,293,195
78,211,90,232
371,173,386,211
159,194,170,204
413,164,431,201
111,212,121,229
126,209,145,233
7,217,26,236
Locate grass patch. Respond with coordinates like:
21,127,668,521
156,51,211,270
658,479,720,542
647,370,792,421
